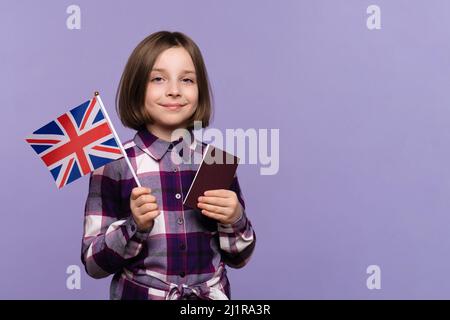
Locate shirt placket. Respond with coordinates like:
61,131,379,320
168,143,188,280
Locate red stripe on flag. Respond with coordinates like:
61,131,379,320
92,145,122,154
26,139,61,144
58,113,92,175
59,157,74,188
79,97,97,131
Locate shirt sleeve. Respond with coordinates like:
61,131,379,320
217,174,256,268
80,162,151,279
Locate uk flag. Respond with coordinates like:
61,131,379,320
25,96,124,188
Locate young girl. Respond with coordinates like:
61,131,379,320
81,31,256,300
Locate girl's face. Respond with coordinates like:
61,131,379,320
144,46,199,133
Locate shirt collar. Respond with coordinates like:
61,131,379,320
133,127,200,161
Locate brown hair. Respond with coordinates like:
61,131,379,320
115,31,214,131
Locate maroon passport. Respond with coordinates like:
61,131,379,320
183,144,240,210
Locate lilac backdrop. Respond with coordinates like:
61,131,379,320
2,0,450,299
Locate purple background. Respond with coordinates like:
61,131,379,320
2,0,450,299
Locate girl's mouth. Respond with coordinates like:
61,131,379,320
160,103,186,110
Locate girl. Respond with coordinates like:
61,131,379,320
81,31,256,300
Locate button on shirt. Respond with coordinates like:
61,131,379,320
81,128,256,300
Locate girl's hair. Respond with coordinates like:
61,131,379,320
116,31,213,131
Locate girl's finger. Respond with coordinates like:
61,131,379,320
130,187,151,200
198,196,229,207
142,209,161,220
197,202,226,215
204,189,231,198
137,202,158,215
200,209,223,222
135,194,157,207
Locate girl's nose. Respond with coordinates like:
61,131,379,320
166,80,181,97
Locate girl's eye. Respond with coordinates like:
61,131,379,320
151,77,164,82
182,78,194,83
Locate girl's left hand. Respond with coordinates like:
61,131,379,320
197,189,243,225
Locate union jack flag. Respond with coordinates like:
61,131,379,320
25,96,124,188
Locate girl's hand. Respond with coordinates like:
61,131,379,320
130,187,160,232
197,189,243,225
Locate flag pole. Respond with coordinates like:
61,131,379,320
94,91,142,188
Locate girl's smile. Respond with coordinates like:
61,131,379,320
159,102,188,110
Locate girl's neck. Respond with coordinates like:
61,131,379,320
146,123,188,142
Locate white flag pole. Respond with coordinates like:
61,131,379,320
94,91,142,188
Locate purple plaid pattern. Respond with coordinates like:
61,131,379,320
81,128,256,300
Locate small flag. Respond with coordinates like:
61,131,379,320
25,95,124,188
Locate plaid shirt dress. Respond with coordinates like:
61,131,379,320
81,128,256,300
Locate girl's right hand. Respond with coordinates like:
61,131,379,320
130,187,160,232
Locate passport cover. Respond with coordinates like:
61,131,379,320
183,144,240,210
